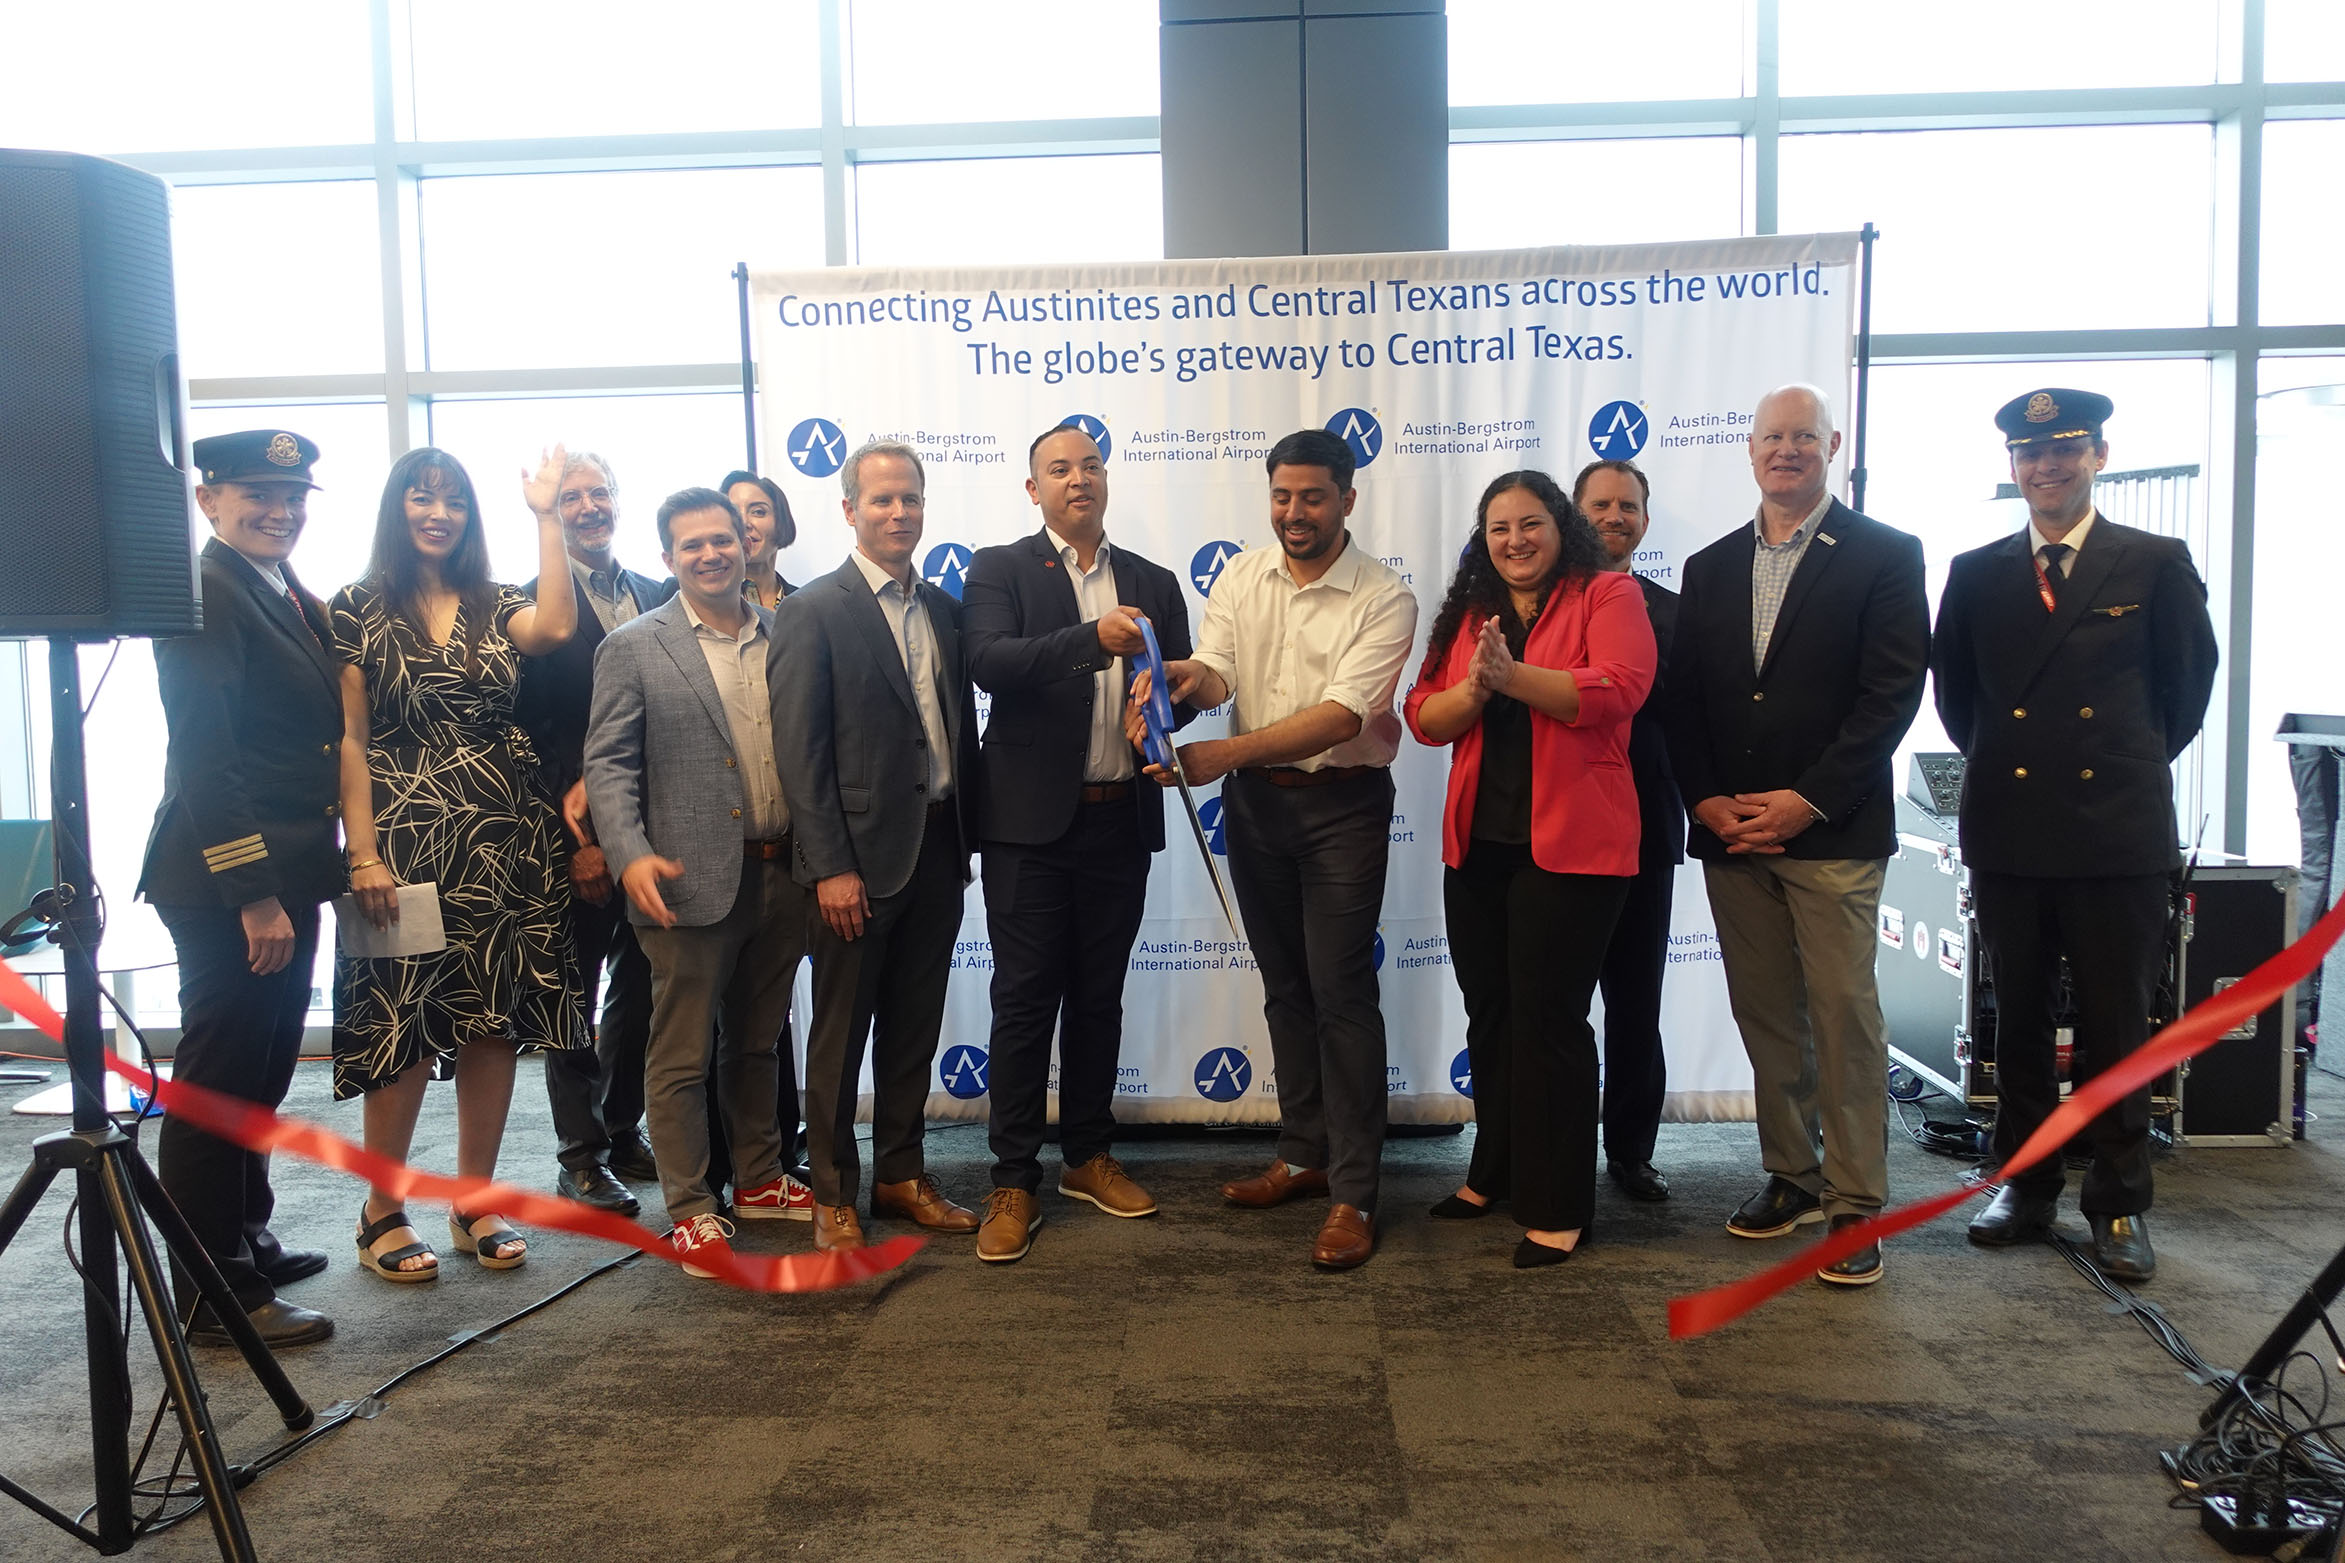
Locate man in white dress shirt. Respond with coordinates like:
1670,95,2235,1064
1145,427,1419,1270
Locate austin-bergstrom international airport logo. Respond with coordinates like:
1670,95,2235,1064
1325,407,1382,468
1190,540,1241,597
939,1044,990,1099
923,542,973,600
787,416,846,478
1588,400,1648,459
1450,1048,1473,1098
1194,1046,1253,1102
1373,929,1386,972
1196,796,1227,856
1062,412,1112,461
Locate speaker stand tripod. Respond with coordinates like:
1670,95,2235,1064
0,637,311,1560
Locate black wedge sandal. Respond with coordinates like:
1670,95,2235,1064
356,1205,439,1282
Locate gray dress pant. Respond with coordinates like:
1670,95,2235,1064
801,807,967,1208
1701,855,1890,1219
1222,767,1394,1213
635,855,807,1224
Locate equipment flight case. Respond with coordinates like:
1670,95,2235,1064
1879,755,2297,1147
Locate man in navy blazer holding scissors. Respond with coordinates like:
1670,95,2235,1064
961,422,1197,1263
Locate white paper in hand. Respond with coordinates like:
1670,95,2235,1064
334,882,447,958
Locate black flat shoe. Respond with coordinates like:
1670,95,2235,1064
1429,1193,1494,1220
558,1163,641,1216
2089,1213,2156,1283
607,1133,659,1183
1726,1176,1824,1239
1967,1185,2057,1247
1607,1160,1670,1202
258,1247,329,1286
1816,1213,1883,1287
1513,1234,1581,1269
189,1297,334,1349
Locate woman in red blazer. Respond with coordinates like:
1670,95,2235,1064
1404,469,1656,1267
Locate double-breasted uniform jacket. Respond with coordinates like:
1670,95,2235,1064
1932,517,2219,879
138,538,347,909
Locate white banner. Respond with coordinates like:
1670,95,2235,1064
753,234,1861,1127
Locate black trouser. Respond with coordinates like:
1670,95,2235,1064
154,900,319,1314
543,887,654,1169
1972,869,2170,1216
1223,768,1393,1213
802,808,966,1207
1597,854,1674,1165
1444,842,1630,1232
982,800,1150,1193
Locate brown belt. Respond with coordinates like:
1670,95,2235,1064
1239,764,1380,790
1079,781,1134,804
743,835,791,861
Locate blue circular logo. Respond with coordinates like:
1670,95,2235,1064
1061,412,1112,462
1587,400,1648,459
1324,407,1382,468
1190,540,1242,598
1194,1046,1253,1102
922,542,973,600
1373,930,1386,971
1197,796,1227,856
1449,1048,1473,1098
938,1044,990,1099
786,416,846,478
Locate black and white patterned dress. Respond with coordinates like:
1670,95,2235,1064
329,578,588,1098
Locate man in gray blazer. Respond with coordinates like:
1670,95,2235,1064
584,487,812,1277
770,440,983,1253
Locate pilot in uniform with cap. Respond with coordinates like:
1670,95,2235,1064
138,429,347,1346
1931,389,2218,1282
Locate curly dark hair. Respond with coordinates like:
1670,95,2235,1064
366,447,497,679
1417,469,1606,684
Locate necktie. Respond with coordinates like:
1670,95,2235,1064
2036,543,2072,608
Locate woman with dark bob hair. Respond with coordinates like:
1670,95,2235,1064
1403,468,1656,1267
721,469,797,610
332,445,589,1282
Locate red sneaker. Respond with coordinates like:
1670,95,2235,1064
735,1173,815,1223
669,1213,735,1279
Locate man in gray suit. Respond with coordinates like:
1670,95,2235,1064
770,440,982,1253
584,487,812,1277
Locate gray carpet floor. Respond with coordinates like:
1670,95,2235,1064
1,1060,2341,1562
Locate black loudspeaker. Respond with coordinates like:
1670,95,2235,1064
0,147,197,638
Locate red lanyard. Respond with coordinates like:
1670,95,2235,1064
2030,550,2059,615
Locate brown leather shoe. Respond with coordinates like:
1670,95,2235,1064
813,1204,865,1253
1058,1153,1158,1218
872,1173,979,1233
1222,1159,1330,1209
1311,1204,1376,1270
976,1188,1042,1263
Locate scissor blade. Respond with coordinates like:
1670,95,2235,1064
1168,752,1240,937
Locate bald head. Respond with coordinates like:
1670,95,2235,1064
1749,382,1842,521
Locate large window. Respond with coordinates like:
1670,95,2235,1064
1778,126,2215,333
1447,0,1745,104
1778,0,2220,93
1449,139,1744,250
847,1,1159,124
852,155,1163,266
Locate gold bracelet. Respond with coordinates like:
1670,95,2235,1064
347,856,382,872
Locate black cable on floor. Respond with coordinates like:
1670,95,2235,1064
94,1246,644,1538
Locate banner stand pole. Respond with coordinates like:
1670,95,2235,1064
733,261,757,471
1851,222,1877,513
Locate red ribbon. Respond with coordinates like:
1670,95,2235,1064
0,956,921,1292
1669,888,2345,1339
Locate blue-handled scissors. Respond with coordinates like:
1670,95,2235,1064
1136,619,1240,936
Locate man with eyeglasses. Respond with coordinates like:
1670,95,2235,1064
516,450,675,1213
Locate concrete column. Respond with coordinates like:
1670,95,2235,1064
1160,1,1447,259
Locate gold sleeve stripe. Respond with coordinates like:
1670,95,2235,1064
205,844,270,872
202,834,266,865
